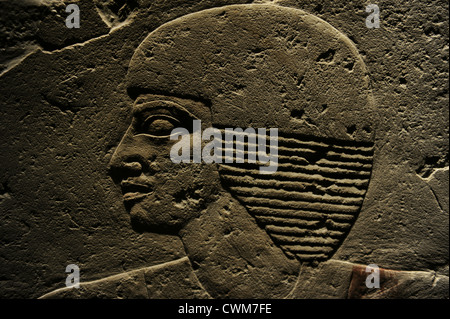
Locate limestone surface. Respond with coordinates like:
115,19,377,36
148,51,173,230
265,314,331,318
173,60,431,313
0,0,448,299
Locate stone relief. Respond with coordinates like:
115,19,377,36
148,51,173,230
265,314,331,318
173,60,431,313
41,4,377,298
0,0,447,300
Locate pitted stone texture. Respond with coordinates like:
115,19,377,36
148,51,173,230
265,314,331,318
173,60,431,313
128,4,375,142
36,0,110,50
123,4,376,268
0,0,448,299
40,257,211,299
290,260,449,299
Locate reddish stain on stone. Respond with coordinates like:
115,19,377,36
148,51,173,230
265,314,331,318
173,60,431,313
348,265,400,299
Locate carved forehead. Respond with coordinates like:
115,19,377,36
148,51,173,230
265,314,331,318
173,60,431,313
127,4,375,142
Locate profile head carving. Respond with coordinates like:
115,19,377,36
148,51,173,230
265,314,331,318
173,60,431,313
110,4,376,263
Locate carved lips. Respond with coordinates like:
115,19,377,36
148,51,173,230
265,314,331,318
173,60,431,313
120,179,154,204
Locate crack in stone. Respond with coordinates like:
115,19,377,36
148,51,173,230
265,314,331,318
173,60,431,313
430,186,444,213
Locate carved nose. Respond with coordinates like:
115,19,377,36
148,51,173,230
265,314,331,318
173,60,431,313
108,136,156,182
108,155,146,183
122,161,143,173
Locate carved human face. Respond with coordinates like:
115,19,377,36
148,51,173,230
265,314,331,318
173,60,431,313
108,94,220,233
109,4,375,262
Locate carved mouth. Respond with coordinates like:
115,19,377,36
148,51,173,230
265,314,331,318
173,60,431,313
121,180,154,204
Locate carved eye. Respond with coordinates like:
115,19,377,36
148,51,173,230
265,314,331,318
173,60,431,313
133,99,196,138
140,115,181,137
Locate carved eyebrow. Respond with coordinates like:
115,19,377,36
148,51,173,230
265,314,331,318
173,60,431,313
132,99,198,119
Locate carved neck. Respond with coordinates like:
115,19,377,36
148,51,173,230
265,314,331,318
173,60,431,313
178,191,300,298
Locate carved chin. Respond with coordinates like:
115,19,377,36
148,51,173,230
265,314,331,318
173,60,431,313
127,198,194,234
